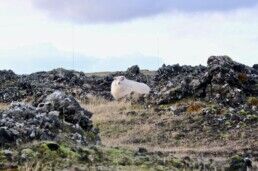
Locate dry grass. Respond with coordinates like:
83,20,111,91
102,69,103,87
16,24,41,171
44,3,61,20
247,96,258,106
0,103,9,110
186,101,205,113
19,162,49,171
82,97,213,148
81,96,258,158
82,96,157,147
82,96,191,149
82,96,133,123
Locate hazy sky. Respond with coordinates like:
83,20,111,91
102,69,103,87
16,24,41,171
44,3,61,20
0,0,258,74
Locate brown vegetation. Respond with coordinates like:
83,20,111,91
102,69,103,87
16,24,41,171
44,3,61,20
238,73,248,83
186,101,205,113
81,96,257,157
247,96,258,106
0,103,8,110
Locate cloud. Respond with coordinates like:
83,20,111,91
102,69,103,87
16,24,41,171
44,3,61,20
33,0,258,24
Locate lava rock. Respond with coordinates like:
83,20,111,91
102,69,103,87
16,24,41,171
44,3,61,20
148,56,258,106
0,91,98,147
126,65,140,75
253,64,258,70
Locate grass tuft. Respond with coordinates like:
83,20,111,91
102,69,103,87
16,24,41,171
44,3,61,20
0,103,9,110
186,102,204,113
247,96,258,106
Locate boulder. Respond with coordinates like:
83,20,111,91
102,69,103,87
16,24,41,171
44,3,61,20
206,56,258,106
148,56,258,106
0,91,98,147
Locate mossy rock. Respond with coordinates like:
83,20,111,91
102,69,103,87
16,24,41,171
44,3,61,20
77,147,104,163
170,158,183,168
105,148,134,165
32,142,79,163
85,131,99,143
134,156,150,166
155,165,166,171
239,109,249,116
78,147,94,162
0,150,7,164
229,155,245,170
246,114,258,122
21,148,36,160
58,145,79,159
225,121,232,128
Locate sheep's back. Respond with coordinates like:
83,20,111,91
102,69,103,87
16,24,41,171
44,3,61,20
125,79,150,94
111,79,150,100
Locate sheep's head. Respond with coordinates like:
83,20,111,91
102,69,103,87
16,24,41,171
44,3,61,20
113,76,126,86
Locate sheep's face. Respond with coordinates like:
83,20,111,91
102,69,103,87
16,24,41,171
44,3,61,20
113,76,126,86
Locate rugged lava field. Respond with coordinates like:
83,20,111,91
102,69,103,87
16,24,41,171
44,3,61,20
0,56,257,170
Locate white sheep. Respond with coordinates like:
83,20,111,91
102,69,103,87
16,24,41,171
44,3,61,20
111,76,150,100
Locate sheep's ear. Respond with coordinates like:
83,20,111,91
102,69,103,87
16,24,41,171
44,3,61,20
120,76,125,81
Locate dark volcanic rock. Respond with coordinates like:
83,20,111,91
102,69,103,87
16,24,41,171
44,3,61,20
0,70,20,103
0,70,18,82
150,64,207,104
206,56,258,106
126,65,140,75
0,66,151,103
253,64,258,70
0,57,257,107
0,91,98,147
37,91,93,130
149,56,258,106
113,65,150,84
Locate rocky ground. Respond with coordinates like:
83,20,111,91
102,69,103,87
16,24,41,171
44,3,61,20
0,56,257,170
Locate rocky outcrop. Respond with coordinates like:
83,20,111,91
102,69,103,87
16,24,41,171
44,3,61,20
0,56,257,107
0,91,98,147
253,64,258,70
206,56,258,106
148,56,258,106
112,65,150,84
0,70,18,82
0,65,150,103
150,64,207,104
19,68,114,101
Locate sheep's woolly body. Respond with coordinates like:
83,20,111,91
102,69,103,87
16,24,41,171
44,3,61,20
111,76,150,100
